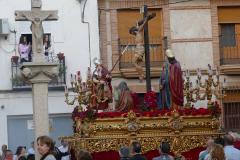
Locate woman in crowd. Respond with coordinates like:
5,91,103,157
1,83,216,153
43,34,51,61
37,136,56,160
14,146,27,160
208,143,225,160
114,81,133,112
18,36,31,63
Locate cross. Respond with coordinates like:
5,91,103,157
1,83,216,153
129,6,156,92
15,0,58,62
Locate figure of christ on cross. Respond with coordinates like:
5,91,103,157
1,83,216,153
15,0,58,62
129,19,147,82
129,12,156,82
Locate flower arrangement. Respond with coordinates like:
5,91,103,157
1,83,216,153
208,101,221,118
71,102,221,120
143,91,157,111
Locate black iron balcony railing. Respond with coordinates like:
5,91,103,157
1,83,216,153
219,34,240,65
11,54,66,90
118,37,165,69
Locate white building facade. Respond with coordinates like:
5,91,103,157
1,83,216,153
0,0,100,151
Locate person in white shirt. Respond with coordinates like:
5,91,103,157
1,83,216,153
224,134,240,160
58,140,69,160
198,138,214,160
27,141,35,155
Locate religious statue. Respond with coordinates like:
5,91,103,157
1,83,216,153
92,58,113,110
114,81,134,112
31,16,51,53
159,49,184,109
129,18,147,82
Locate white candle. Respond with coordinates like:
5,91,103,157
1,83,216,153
216,69,219,76
70,74,74,83
208,64,213,75
186,69,190,77
77,71,82,81
196,79,199,87
197,68,201,77
65,85,68,93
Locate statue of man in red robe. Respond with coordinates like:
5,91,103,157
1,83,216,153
92,58,113,110
159,49,184,109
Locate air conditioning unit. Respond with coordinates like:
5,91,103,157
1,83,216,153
0,19,9,35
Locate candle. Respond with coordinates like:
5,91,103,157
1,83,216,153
208,64,213,75
186,69,190,77
197,68,201,77
87,67,92,79
216,69,219,76
77,71,82,81
196,79,199,87
64,85,68,93
70,74,74,83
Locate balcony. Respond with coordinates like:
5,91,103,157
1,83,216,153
219,34,240,74
219,34,240,65
118,37,164,78
11,54,66,90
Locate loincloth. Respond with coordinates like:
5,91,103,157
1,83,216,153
134,45,144,62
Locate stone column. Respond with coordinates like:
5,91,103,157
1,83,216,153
21,62,58,159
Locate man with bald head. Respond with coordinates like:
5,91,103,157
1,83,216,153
224,134,240,160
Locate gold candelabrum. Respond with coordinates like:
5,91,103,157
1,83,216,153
64,67,107,111
184,65,220,107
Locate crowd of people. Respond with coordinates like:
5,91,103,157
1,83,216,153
1,132,240,160
199,132,240,160
0,137,69,160
0,136,173,160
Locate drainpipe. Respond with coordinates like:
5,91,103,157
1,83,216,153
79,0,92,68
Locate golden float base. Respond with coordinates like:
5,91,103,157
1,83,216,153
62,110,222,155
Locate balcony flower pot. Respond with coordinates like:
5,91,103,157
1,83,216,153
11,55,19,64
57,52,64,61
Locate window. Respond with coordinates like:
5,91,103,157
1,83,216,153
117,9,164,69
220,24,236,47
224,102,240,132
218,7,240,65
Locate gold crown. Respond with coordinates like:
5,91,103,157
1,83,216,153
165,49,175,58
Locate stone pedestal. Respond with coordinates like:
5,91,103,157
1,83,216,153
21,62,58,159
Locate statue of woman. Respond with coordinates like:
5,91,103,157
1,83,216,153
114,81,133,112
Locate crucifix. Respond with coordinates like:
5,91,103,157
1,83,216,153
15,0,58,62
129,5,156,92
